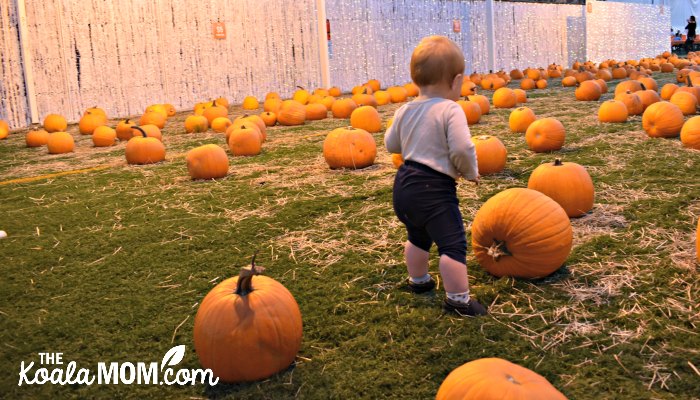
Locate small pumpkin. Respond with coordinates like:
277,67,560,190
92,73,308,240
145,104,168,120
79,112,107,135
163,103,176,117
471,135,507,175
47,132,75,154
595,79,608,94
510,69,524,80
264,98,282,113
328,87,342,97
493,88,517,108
614,91,643,116
331,98,358,119
525,118,565,152
561,76,577,87
680,116,700,149
320,96,336,110
509,107,536,133
43,114,67,133
575,81,602,101
260,112,277,127
186,144,229,179
0,120,8,139
660,83,678,100
513,89,527,104
293,87,311,104
193,255,302,383
140,111,166,129
636,90,661,111
457,99,482,125
374,90,392,105
215,97,229,108
203,100,229,126
84,106,107,119
322,127,376,169
277,100,306,126
387,86,408,103
211,117,232,133
642,101,684,138
471,188,573,278
461,81,477,97
351,92,378,108
614,80,644,96
242,96,259,110
391,153,403,168
227,119,264,143
520,78,536,90
436,358,567,400
528,158,594,217
467,94,490,115
185,115,209,133
92,126,117,147
131,124,162,141
228,124,262,156
403,82,419,97
598,100,628,123
117,119,136,140
26,128,50,147
535,79,548,89
305,103,328,121
637,77,658,92
366,79,381,92
126,127,165,164
350,106,381,133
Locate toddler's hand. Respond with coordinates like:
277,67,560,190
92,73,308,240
468,175,480,185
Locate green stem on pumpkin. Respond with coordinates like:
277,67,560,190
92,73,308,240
487,240,511,262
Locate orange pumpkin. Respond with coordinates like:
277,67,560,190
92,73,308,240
242,96,259,110
436,358,568,400
322,127,376,169
331,98,358,119
642,101,684,138
614,91,643,116
186,144,229,179
513,89,527,104
598,100,628,123
471,188,573,278
126,127,165,164
277,100,306,126
185,115,209,133
328,87,342,97
457,99,482,125
471,136,506,175
575,81,602,101
92,126,116,147
391,153,403,168
528,159,594,217
260,112,277,127
350,106,381,133
47,132,74,154
387,86,408,103
637,77,658,92
163,103,176,117
595,79,608,94
509,107,536,133
535,79,548,89
210,117,232,133
660,83,678,100
614,80,644,96
79,112,107,135
467,94,490,115
140,111,166,129
203,100,229,126
670,91,697,115
43,114,67,133
193,257,302,383
228,124,262,156
26,128,50,147
403,82,419,97
525,118,565,152
374,90,392,105
493,88,517,108
0,120,8,139
84,106,107,119
680,116,700,149
561,76,577,87
520,78,536,90
131,124,162,141
227,119,264,143
116,119,135,140
636,90,661,111
351,92,378,108
461,81,477,97
510,69,524,80
292,87,311,104
367,79,381,92
305,103,329,121
145,104,168,120
264,98,282,113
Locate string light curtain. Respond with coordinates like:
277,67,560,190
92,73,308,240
0,0,29,129
493,3,585,71
326,0,488,91
586,0,670,62
0,0,322,127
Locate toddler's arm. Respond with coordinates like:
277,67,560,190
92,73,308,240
445,104,479,180
384,118,401,154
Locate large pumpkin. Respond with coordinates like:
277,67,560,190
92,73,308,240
305,103,328,121
471,136,506,175
670,91,697,115
471,188,573,278
680,116,700,149
575,81,601,101
636,90,661,111
322,127,376,169
126,127,166,164
525,118,565,153
193,257,302,383
436,358,567,400
598,100,628,123
277,100,306,126
509,107,536,133
642,102,684,138
228,125,262,156
350,106,381,133
660,83,678,100
43,114,67,133
186,144,229,179
527,159,594,217
47,132,75,154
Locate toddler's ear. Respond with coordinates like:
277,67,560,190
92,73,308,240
452,73,464,89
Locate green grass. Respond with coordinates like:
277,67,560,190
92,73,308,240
1,73,699,399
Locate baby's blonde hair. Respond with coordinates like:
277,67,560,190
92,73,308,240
410,36,465,87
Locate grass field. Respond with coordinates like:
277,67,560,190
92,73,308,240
1,73,699,399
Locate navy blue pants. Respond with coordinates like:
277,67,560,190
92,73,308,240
392,160,467,264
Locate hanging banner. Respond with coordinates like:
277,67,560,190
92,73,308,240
212,22,226,39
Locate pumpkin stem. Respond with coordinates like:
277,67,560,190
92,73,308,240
296,85,305,90
125,118,130,124
687,75,693,88
212,99,217,107
131,126,147,138
640,83,646,91
554,158,563,166
235,251,265,296
487,239,511,261
505,374,521,385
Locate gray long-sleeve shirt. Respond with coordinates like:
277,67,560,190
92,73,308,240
384,97,478,180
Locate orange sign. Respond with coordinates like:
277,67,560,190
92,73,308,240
213,22,226,40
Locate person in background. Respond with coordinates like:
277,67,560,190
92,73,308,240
385,36,486,316
675,30,682,40
685,16,696,53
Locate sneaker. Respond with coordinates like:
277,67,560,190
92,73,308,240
443,297,488,316
406,276,436,293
